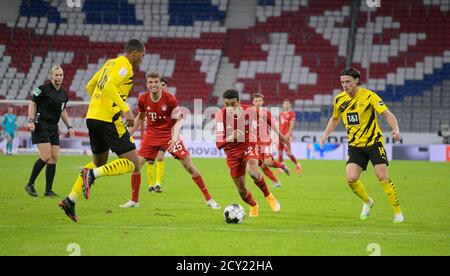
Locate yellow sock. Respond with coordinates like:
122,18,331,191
94,158,135,177
381,178,402,214
349,180,370,203
155,161,165,185
147,163,155,187
69,162,97,202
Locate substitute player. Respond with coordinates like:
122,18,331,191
120,72,220,209
58,39,146,222
320,68,404,223
216,89,288,217
252,93,290,188
277,99,302,174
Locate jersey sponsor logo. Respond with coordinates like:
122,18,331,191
148,112,158,121
118,67,128,78
33,88,42,96
347,112,360,125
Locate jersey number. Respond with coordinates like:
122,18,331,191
98,69,109,90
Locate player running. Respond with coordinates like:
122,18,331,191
320,68,404,223
276,99,302,174
252,93,290,188
215,89,288,217
120,72,220,209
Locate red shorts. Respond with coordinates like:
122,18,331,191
225,143,259,178
139,139,189,160
259,143,274,160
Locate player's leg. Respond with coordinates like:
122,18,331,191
260,161,281,188
178,154,220,209
277,144,284,163
6,132,12,155
285,145,302,173
247,158,281,213
231,175,259,217
369,143,403,223
25,143,51,197
44,145,59,197
154,150,165,193
264,157,290,176
120,155,147,208
346,161,374,220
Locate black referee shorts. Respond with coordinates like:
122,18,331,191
32,123,60,145
347,142,389,171
86,118,136,156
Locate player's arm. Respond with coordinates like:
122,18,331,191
60,109,74,137
85,69,101,97
382,109,401,142
263,111,289,146
287,116,295,138
128,112,145,136
27,101,37,132
320,117,340,148
167,107,183,151
215,110,227,149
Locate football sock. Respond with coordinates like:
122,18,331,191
45,163,56,192
349,180,370,203
288,153,298,164
131,172,141,202
241,190,257,206
278,150,283,162
69,162,97,203
155,161,165,185
192,175,212,201
147,163,155,187
28,158,47,186
253,173,271,197
6,142,12,154
272,161,284,168
93,159,135,178
381,178,402,214
261,166,278,183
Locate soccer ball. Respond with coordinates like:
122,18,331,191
223,204,245,224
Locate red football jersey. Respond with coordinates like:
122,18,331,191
256,108,272,145
138,90,180,146
279,110,295,135
215,104,258,153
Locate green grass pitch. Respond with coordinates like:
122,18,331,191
0,155,449,256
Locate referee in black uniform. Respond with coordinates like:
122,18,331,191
25,65,75,197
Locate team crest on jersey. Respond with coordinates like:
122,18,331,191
378,100,384,106
162,105,167,111
146,106,151,111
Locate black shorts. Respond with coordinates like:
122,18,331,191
347,142,389,171
87,118,136,156
32,123,60,145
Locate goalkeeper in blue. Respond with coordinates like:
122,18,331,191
2,106,17,155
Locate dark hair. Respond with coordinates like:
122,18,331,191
223,89,240,100
146,71,160,79
160,78,168,85
125,39,145,53
253,93,264,99
340,67,361,82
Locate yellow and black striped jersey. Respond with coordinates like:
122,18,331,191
332,87,388,147
86,55,133,122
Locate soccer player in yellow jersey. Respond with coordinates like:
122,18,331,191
320,68,404,223
58,39,146,222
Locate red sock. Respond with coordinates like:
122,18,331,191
262,166,278,183
272,161,284,168
131,172,141,202
278,150,283,162
192,175,212,201
253,174,271,197
242,190,257,206
288,153,298,164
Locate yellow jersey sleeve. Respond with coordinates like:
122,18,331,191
102,61,132,113
332,95,342,119
369,91,388,114
85,69,101,97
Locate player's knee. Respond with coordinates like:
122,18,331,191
347,175,359,184
50,156,58,164
376,173,388,182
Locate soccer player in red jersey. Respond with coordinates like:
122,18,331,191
215,89,288,217
277,99,302,174
252,93,290,188
120,72,220,209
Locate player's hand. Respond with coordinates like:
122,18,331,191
167,139,176,152
391,129,401,142
319,135,328,148
28,122,35,132
68,128,75,138
124,110,135,128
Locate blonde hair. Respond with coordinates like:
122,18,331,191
50,65,63,75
